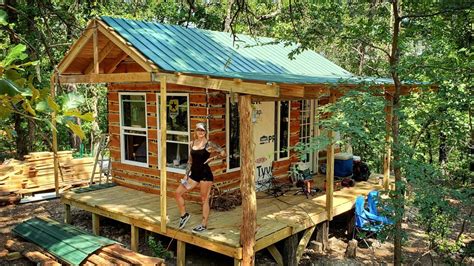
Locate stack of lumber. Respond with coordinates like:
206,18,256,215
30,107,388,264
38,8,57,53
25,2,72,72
2,240,165,265
0,151,101,196
0,159,28,196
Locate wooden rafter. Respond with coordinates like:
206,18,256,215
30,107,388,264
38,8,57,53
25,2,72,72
57,73,152,84
105,52,128,73
154,72,280,98
96,19,157,72
84,41,115,74
57,20,95,74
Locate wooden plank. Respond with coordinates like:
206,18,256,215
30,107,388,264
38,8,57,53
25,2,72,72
64,204,71,224
92,213,100,235
50,75,59,197
325,93,336,220
105,52,128,73
267,244,283,266
160,76,167,234
176,240,185,266
57,20,94,73
154,72,279,98
85,41,115,74
282,234,298,266
280,85,305,98
58,72,152,84
315,221,329,251
96,19,156,72
239,94,256,266
383,92,393,190
93,20,99,74
296,226,316,264
131,225,139,252
234,259,242,266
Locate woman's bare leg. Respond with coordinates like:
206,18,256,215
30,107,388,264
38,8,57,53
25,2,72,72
175,184,188,216
174,179,199,216
200,181,213,227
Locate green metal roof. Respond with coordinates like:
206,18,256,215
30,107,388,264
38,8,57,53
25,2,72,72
100,16,392,85
13,217,117,266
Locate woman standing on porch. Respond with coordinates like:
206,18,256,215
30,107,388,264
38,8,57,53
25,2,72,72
175,122,225,233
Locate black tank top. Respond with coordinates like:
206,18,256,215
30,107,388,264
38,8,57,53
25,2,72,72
189,141,214,182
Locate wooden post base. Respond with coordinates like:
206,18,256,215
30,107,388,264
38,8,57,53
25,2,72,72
92,213,100,236
315,221,329,251
282,234,298,266
131,225,139,252
177,240,186,266
64,204,71,224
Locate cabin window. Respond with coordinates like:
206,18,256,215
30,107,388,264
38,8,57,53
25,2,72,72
276,101,290,160
158,93,189,173
226,96,240,170
120,93,148,166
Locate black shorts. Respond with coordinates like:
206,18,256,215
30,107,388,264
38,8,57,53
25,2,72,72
190,165,214,182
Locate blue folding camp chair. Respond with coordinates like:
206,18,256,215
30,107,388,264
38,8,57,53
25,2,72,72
353,196,385,247
367,190,393,224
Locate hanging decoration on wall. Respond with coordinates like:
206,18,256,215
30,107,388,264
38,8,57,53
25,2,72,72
169,99,179,119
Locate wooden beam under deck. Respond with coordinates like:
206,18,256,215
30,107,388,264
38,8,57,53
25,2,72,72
61,176,387,264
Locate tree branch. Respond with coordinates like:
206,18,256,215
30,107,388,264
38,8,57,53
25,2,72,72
401,6,473,20
256,0,282,21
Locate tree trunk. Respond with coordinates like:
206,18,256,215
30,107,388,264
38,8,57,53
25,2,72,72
13,113,28,160
223,0,235,33
439,131,448,170
389,1,404,265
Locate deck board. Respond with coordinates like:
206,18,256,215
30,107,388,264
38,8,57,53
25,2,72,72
62,176,385,259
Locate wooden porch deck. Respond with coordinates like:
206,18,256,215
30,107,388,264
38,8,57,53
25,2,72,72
61,175,384,264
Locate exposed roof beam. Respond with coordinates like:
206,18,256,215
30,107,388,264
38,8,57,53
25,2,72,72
57,20,95,74
57,72,152,84
84,41,115,74
96,19,158,72
105,52,129,73
154,72,280,98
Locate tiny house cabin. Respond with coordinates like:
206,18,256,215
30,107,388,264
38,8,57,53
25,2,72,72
58,16,364,201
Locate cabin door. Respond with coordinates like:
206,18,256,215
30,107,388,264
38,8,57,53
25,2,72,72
253,101,275,191
299,100,319,173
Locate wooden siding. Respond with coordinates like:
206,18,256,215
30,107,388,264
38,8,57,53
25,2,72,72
108,83,300,203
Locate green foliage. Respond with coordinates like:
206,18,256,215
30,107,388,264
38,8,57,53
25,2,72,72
147,235,172,260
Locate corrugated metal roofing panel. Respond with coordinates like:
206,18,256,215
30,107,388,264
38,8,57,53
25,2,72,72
13,217,116,266
100,16,390,85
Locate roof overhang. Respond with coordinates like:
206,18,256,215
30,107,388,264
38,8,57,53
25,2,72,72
54,18,428,100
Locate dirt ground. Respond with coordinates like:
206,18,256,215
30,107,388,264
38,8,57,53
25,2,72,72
0,198,472,265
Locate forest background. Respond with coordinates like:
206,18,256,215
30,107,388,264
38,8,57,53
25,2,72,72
0,1,472,264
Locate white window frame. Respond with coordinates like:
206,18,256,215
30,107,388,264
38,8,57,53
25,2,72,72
226,95,241,172
157,93,190,174
119,92,148,167
276,100,291,161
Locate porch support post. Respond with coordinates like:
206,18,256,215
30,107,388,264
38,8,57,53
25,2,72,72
239,94,256,265
160,76,167,233
64,204,71,224
131,225,139,252
177,240,186,266
92,213,100,235
51,75,59,197
383,91,393,190
325,92,336,221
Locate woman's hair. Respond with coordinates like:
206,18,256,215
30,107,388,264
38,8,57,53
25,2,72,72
193,122,207,139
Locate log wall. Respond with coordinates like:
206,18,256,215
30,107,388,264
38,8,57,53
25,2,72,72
108,83,300,202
